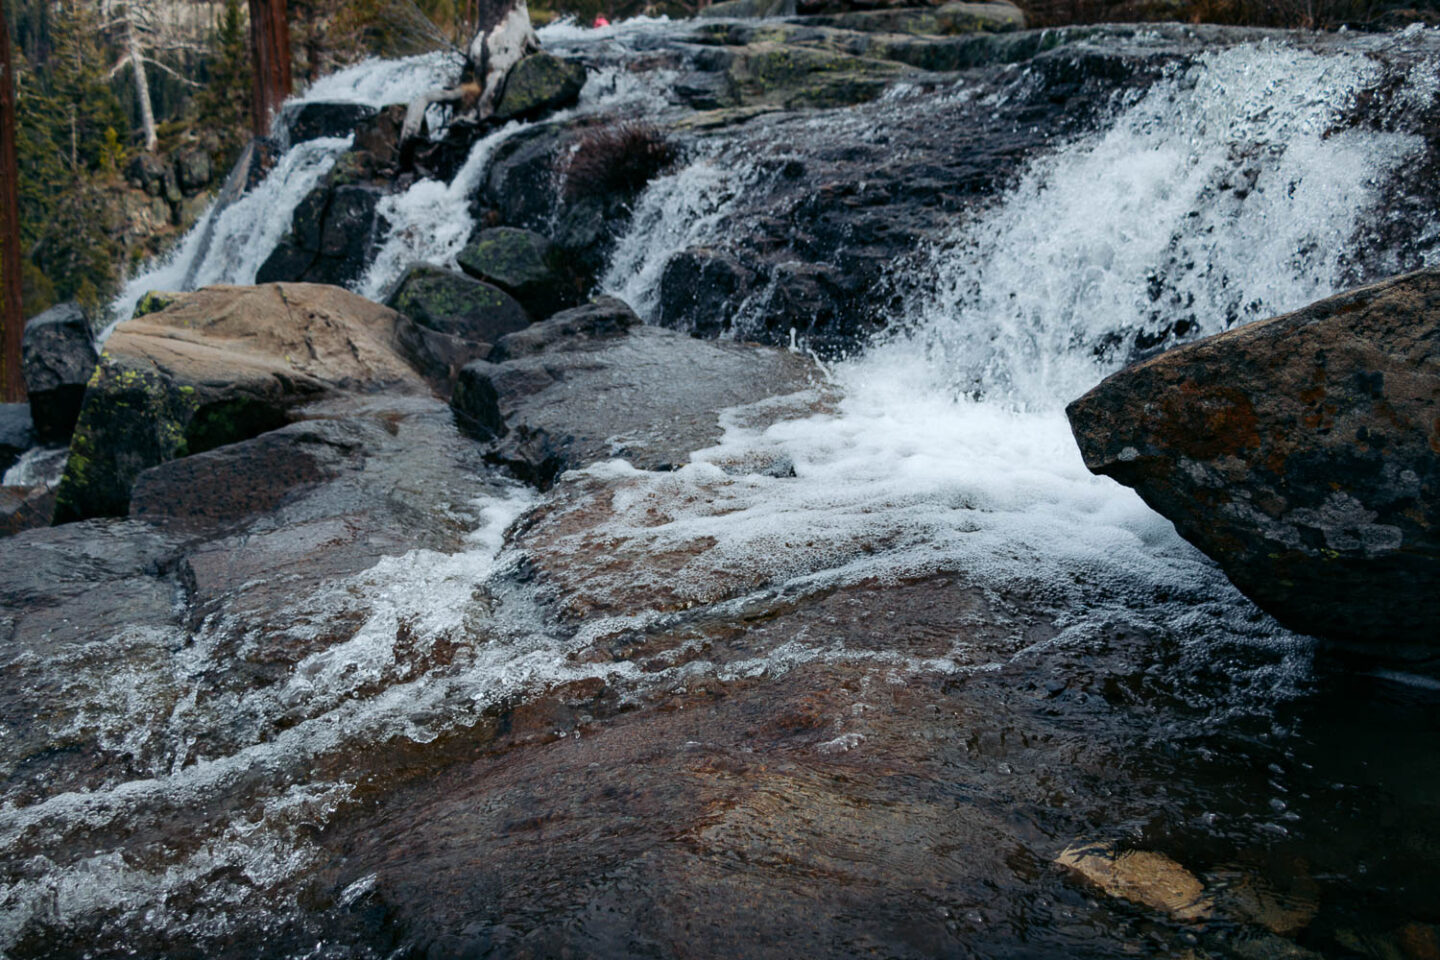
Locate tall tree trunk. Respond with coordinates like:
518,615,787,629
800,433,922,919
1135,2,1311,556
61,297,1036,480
248,0,291,137
125,6,158,152
0,8,24,403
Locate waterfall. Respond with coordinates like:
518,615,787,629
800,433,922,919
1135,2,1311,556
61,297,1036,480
902,42,1427,409
15,25,1439,953
588,35,1438,642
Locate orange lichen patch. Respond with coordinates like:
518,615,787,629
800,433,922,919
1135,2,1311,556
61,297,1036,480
1162,383,1262,460
1056,841,1214,922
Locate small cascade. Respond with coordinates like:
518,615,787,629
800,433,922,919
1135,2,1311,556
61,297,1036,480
11,22,1440,956
900,41,1432,409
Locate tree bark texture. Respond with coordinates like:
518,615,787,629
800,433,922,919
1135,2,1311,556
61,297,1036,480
248,0,292,137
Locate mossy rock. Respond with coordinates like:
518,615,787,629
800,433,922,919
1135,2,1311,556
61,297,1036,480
386,264,533,343
457,227,578,320
52,357,199,523
728,43,903,108
132,291,181,319
493,53,588,122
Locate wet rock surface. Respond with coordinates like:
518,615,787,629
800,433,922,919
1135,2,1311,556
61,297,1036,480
492,52,589,121
457,226,579,320
22,303,98,444
0,403,33,475
6,18,1440,960
386,262,533,340
283,101,382,144
452,296,818,486
1068,269,1440,659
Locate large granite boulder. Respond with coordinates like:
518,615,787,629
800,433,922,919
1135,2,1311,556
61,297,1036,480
53,283,431,523
22,303,98,444
1067,269,1440,659
451,296,818,486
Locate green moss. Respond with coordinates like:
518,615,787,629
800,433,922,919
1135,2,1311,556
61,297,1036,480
52,358,201,523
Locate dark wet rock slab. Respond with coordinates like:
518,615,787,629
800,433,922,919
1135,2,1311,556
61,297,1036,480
0,403,33,475
22,303,97,444
1068,268,1440,659
283,101,381,144
452,297,819,486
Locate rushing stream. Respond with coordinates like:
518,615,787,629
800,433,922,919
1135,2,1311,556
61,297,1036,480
4,17,1439,959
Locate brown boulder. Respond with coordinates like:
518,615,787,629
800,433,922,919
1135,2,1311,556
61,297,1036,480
1066,269,1440,659
54,283,430,523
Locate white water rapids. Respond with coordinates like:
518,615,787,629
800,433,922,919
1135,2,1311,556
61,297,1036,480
9,22,1438,953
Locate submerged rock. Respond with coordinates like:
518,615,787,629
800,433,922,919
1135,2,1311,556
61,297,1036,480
452,296,817,486
1067,269,1440,658
1055,841,1213,922
21,303,98,445
53,284,430,523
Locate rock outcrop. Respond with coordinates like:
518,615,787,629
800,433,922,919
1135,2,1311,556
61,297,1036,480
1067,269,1440,658
22,303,98,444
0,403,33,476
452,296,817,486
54,284,430,523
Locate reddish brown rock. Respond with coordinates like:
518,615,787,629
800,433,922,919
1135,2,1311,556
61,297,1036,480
1067,268,1440,658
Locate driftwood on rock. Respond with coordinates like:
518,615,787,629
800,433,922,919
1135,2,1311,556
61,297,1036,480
400,0,541,142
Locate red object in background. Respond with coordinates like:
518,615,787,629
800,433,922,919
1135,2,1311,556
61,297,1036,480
593,15,611,26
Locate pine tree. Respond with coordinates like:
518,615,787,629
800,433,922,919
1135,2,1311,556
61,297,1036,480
196,0,252,166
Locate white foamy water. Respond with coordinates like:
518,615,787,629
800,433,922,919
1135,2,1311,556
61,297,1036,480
602,157,770,318
19,29,1440,953
357,122,526,299
109,137,350,328
585,40,1436,637
908,43,1424,408
294,51,463,108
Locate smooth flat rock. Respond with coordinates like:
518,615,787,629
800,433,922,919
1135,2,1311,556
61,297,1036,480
1067,268,1440,658
452,297,819,487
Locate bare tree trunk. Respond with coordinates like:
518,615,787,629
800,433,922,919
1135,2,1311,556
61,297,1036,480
248,0,292,137
0,8,23,403
125,6,158,152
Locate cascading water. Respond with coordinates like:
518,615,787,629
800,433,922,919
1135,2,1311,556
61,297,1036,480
7,21,1440,957
589,36,1435,633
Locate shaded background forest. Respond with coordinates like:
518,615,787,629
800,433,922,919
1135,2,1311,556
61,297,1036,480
4,0,1438,324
